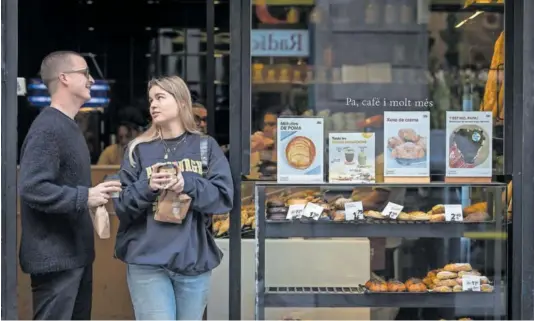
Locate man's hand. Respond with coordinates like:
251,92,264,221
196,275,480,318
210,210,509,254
88,181,122,208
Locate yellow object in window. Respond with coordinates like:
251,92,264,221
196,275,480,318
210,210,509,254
480,31,504,122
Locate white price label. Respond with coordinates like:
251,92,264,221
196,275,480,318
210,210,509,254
344,202,364,220
286,204,305,220
445,204,464,222
303,202,324,220
382,202,404,219
462,275,481,292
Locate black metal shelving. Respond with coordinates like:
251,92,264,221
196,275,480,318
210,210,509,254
264,286,498,308
254,182,507,320
265,220,498,238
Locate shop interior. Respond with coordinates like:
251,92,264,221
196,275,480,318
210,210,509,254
15,0,511,320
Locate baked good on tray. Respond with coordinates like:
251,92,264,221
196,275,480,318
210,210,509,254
365,279,388,292
387,280,406,292
444,263,472,272
364,210,386,220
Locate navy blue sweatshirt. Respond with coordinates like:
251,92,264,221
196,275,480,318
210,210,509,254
114,133,233,275
18,107,94,274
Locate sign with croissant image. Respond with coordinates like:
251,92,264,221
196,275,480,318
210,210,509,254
277,117,324,183
384,111,431,178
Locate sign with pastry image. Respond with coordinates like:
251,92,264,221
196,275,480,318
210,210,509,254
384,111,430,177
446,111,492,177
328,132,375,183
277,117,324,183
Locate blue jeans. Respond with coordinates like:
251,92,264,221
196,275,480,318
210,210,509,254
127,264,211,320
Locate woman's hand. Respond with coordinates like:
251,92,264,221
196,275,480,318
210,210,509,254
149,172,171,191
166,170,185,194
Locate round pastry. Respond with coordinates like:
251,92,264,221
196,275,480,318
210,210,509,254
387,136,404,149
391,142,425,159
444,263,472,272
436,271,458,280
433,279,458,287
423,277,434,287
458,270,481,277
267,207,289,214
365,279,388,292
287,199,308,206
430,214,446,222
387,280,406,292
433,285,453,293
407,282,427,293
285,136,316,169
334,197,353,210
431,204,445,214
453,284,463,292
427,269,441,279
409,211,431,221
364,210,386,220
405,278,423,289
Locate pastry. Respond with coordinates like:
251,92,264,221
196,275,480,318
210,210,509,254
334,197,352,210
433,285,453,292
406,280,427,293
409,211,431,221
436,271,458,280
285,136,316,169
245,216,255,226
423,277,434,287
431,204,445,214
364,210,386,220
430,214,445,222
267,199,285,207
365,279,388,292
387,136,404,149
463,202,487,215
453,285,463,292
287,199,308,206
464,212,490,222
427,269,441,278
332,210,345,221
387,280,406,292
481,284,494,292
458,270,481,277
398,212,411,221
444,263,472,272
433,279,458,287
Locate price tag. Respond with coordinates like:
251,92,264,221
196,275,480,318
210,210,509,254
462,275,481,292
286,204,305,220
344,202,364,220
445,204,464,222
381,202,404,219
303,202,324,220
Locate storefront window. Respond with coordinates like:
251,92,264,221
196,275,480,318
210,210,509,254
248,0,508,320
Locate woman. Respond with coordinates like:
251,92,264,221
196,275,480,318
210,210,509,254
114,75,233,320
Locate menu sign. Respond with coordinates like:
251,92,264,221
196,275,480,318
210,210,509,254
384,112,430,177
446,112,492,177
277,117,324,183
328,133,376,183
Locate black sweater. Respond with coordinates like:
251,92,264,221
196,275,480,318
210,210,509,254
19,107,94,274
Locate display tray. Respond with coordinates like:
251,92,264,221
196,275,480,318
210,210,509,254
264,220,497,238
263,286,498,308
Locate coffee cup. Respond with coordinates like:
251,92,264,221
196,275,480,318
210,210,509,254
103,174,121,198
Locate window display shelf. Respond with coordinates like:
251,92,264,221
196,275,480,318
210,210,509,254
263,286,499,308
264,220,499,238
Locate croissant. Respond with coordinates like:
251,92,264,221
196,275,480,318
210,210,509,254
463,202,487,216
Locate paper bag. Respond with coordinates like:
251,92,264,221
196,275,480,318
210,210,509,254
90,206,111,239
154,192,191,224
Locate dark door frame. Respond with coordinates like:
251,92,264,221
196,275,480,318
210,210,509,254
1,0,19,318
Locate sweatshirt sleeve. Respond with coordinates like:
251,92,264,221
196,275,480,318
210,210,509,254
115,148,160,224
19,129,89,215
182,137,234,214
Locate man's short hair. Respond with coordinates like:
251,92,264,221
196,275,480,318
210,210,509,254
40,51,83,93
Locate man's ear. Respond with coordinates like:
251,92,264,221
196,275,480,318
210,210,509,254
58,73,68,86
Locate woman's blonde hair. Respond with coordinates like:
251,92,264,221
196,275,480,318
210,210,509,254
127,75,200,167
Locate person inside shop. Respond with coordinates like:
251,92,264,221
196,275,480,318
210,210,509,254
97,121,140,165
192,102,229,155
114,75,233,320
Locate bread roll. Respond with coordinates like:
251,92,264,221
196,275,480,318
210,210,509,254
430,214,446,222
458,270,481,277
287,199,308,206
433,285,453,292
436,271,458,280
481,284,494,292
444,263,472,272
432,204,445,214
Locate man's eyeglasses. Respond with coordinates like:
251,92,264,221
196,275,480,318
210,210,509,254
195,115,207,124
264,121,276,127
62,68,91,79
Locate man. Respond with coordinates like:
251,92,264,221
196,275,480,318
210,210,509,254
192,102,208,134
18,51,122,320
97,122,139,165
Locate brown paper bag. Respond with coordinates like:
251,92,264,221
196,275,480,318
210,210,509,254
154,192,191,224
90,206,111,239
